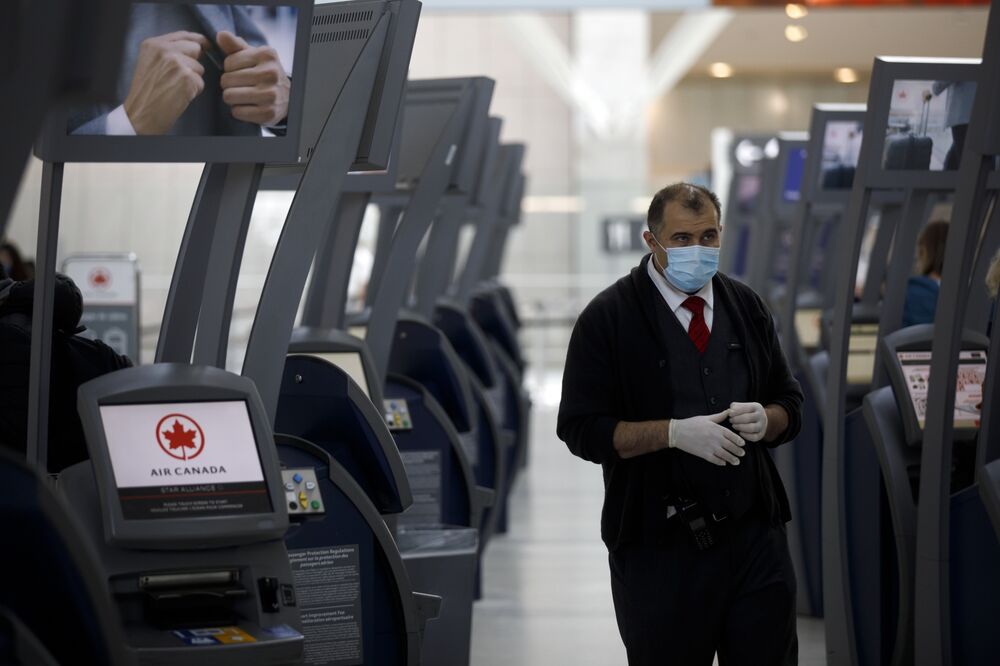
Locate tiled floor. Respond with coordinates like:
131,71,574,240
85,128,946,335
470,405,827,665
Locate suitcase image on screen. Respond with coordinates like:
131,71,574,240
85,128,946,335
883,95,933,170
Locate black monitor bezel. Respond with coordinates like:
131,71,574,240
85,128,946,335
34,0,314,164
806,103,867,206
861,57,980,188
77,365,289,549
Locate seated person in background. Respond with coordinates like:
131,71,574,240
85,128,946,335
0,269,132,473
0,241,33,280
902,220,949,328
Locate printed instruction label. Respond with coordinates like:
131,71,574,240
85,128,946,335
399,450,442,526
288,546,363,666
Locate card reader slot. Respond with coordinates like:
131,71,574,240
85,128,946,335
138,570,248,629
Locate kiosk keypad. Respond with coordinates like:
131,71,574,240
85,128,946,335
282,469,325,515
384,399,414,431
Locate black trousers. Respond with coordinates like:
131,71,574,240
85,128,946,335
609,510,797,666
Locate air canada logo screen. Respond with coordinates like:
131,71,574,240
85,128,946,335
156,414,205,461
99,400,272,521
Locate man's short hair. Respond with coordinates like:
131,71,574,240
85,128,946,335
646,183,722,234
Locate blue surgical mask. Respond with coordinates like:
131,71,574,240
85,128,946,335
654,241,720,293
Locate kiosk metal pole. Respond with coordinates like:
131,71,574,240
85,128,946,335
300,192,372,329
156,164,229,363
26,161,64,473
412,196,467,317
243,17,389,423
191,163,264,368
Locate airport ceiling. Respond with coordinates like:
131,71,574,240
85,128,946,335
657,7,987,77
417,2,987,78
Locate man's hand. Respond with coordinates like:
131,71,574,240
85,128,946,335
670,411,745,466
728,402,768,443
218,30,290,127
124,31,209,135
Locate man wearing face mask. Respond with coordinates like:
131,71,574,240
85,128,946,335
557,183,802,665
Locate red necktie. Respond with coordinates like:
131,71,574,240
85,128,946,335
682,296,709,354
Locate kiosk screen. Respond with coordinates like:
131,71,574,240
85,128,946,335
782,148,807,203
100,400,273,520
305,352,371,400
897,350,986,428
882,79,976,171
819,120,862,189
847,323,878,385
67,3,300,138
794,308,822,349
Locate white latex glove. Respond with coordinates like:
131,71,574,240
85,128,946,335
669,411,746,466
728,402,768,443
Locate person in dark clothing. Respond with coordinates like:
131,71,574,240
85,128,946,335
0,241,33,281
0,269,132,473
557,183,803,666
902,219,948,328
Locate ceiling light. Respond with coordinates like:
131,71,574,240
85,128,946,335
709,62,734,78
785,4,808,19
834,67,859,83
784,25,808,43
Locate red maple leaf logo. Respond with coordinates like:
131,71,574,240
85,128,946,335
88,267,111,289
164,420,198,451
156,414,205,460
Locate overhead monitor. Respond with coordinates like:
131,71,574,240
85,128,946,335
882,79,977,172
286,0,419,172
819,120,863,190
100,400,272,521
36,0,313,163
398,77,494,193
898,350,986,429
854,58,979,188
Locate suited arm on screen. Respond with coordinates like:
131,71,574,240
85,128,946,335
70,6,291,137
113,29,289,135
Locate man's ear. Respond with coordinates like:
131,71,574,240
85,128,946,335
642,230,657,252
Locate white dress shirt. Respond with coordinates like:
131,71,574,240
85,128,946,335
646,255,714,333
106,105,137,136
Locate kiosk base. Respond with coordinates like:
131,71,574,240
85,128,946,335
397,526,479,666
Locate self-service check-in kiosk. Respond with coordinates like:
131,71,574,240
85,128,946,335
57,365,304,664
745,132,808,309
150,2,439,663
264,70,489,664
436,142,533,532
351,77,501,666
913,8,1000,663
820,56,982,666
718,133,777,283
769,104,870,619
409,121,524,547
863,325,998,666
